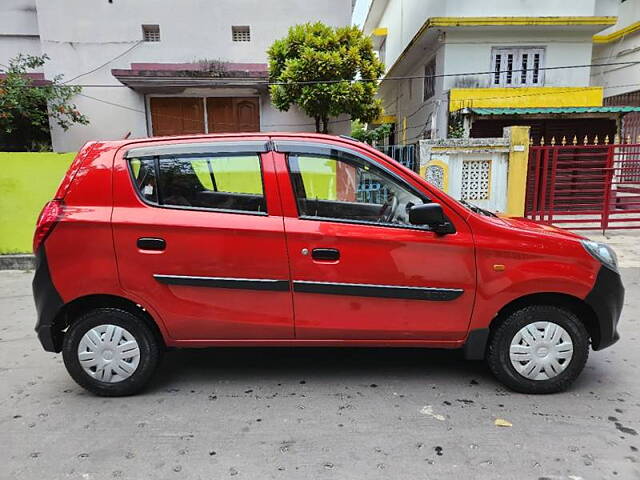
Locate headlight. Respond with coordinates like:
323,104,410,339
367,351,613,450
581,240,618,272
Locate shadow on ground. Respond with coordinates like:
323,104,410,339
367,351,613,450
149,347,493,392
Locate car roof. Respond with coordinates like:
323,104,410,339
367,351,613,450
99,132,364,151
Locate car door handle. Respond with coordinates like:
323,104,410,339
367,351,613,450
311,248,340,261
137,237,166,251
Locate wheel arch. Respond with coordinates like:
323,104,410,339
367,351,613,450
54,294,167,350
465,292,599,360
491,292,600,347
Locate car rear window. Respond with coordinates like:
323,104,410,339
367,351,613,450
129,153,266,214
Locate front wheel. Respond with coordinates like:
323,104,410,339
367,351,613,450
62,308,162,396
487,305,589,394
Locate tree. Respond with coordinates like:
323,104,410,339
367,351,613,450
351,120,392,145
268,22,384,134
0,54,88,151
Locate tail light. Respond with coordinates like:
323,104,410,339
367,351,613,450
33,200,64,253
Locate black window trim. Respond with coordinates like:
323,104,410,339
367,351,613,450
126,145,270,217
277,141,439,232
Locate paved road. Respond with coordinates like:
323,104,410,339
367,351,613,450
1,269,639,480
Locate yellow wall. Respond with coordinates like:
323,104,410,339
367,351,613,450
449,86,604,112
0,152,76,254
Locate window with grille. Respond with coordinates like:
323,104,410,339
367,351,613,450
142,25,160,42
142,24,160,42
491,47,544,87
423,59,436,101
232,26,251,42
461,159,491,201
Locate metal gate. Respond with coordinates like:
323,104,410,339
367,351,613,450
376,144,418,172
525,137,640,232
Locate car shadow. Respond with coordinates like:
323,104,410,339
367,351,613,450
147,347,495,392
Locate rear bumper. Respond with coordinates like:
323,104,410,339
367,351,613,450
585,266,624,350
32,247,64,352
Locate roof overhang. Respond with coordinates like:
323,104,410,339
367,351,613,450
427,16,617,28
111,62,269,91
593,20,640,43
462,106,640,120
0,72,50,86
449,87,604,112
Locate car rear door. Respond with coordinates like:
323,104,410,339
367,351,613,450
111,138,293,341
272,139,476,343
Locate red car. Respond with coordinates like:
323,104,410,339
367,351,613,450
32,133,623,396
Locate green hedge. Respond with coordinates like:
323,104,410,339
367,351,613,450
0,152,76,254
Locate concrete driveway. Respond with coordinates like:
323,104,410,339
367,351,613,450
1,268,638,480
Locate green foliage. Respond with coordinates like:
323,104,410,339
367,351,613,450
268,22,384,133
0,54,88,150
448,113,465,138
351,120,392,145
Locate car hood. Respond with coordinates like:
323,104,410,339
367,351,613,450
496,215,586,241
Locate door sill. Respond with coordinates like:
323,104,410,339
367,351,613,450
170,339,464,349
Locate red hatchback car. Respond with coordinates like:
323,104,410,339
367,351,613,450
33,133,624,396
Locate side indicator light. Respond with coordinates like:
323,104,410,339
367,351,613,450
493,264,506,272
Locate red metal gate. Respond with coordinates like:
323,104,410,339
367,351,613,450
525,138,640,232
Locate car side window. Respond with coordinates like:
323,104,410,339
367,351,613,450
129,153,266,214
287,152,428,227
130,158,158,204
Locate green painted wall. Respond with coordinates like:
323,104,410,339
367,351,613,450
0,152,76,254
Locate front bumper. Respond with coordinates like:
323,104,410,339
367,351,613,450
585,266,624,350
32,247,64,352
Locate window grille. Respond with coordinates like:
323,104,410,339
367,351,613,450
423,59,436,101
232,26,251,42
461,160,491,200
142,24,160,42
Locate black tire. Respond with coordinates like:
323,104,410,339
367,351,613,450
62,308,162,396
487,305,589,394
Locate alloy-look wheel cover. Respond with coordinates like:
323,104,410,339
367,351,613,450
509,321,574,381
77,324,141,383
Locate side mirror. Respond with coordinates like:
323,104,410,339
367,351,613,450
409,203,455,234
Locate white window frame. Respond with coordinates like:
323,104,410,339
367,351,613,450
491,47,545,87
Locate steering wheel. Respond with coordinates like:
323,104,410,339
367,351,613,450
378,195,399,223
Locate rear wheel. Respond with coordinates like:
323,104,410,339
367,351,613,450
487,305,589,394
62,308,162,396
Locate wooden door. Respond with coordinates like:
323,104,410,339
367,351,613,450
207,97,260,133
235,98,260,131
206,98,236,133
150,97,205,136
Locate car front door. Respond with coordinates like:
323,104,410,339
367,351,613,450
272,139,476,343
112,138,294,341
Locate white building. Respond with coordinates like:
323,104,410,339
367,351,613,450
361,0,635,144
0,0,352,152
591,0,640,140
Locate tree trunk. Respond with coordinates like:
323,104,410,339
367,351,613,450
322,116,329,134
314,116,321,133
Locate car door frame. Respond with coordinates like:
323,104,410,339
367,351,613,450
111,135,296,346
270,136,477,345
